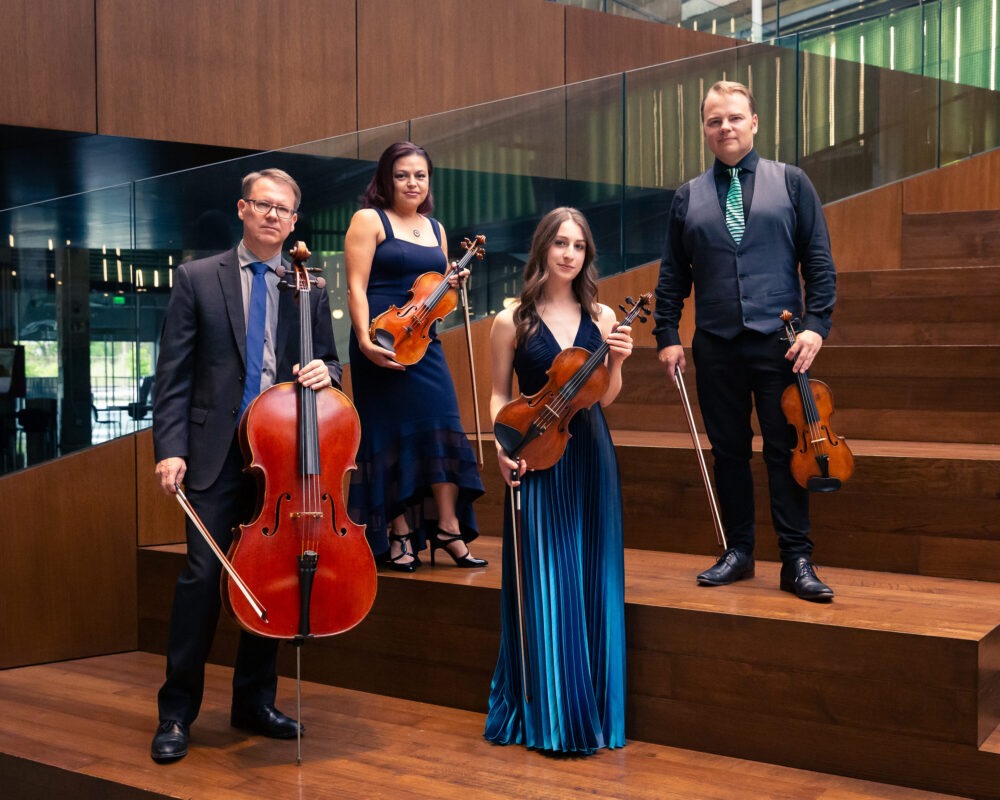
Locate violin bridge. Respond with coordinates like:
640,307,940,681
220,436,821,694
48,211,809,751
290,511,324,519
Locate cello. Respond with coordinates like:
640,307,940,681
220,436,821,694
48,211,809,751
229,242,376,762
779,310,854,492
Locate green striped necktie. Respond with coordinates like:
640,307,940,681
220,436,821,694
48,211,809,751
725,166,745,245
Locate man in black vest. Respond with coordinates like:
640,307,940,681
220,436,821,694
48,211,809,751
150,168,342,761
653,81,837,602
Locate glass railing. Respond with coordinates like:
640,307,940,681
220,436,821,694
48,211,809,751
553,0,1000,73
1,22,998,476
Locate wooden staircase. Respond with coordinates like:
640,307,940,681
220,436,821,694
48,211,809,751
131,150,1000,798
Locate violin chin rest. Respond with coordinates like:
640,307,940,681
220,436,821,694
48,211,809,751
493,422,523,457
372,328,396,355
806,476,842,493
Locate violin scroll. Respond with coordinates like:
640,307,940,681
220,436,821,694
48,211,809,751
618,294,651,325
462,234,486,260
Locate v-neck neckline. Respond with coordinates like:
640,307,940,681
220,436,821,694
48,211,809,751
539,306,585,352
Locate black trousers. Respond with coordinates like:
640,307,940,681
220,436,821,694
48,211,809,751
692,328,812,559
157,438,279,725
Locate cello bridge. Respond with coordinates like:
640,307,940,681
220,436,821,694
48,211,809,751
290,511,324,519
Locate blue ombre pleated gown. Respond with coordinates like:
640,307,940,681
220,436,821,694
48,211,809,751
484,309,626,755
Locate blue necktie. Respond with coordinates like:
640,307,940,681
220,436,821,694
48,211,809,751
725,167,745,245
239,261,269,419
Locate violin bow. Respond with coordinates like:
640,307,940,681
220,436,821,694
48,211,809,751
509,470,532,708
673,367,728,551
460,280,484,468
457,236,486,468
173,483,269,621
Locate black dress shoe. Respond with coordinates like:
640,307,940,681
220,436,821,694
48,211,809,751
151,719,188,762
696,548,755,586
231,703,303,739
780,556,834,602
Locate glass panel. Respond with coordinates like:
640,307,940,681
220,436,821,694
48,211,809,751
0,184,136,474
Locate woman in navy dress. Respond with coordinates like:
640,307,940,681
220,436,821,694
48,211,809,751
485,207,633,754
345,142,486,571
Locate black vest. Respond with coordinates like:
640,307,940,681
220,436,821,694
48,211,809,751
682,158,802,338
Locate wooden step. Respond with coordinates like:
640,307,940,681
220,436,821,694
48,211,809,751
829,265,1000,346
136,542,1000,798
902,211,1000,269
0,651,971,800
606,346,1000,444
471,431,1000,582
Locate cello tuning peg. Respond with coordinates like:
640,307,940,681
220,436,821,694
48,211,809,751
306,266,323,274
274,265,287,278
312,276,327,289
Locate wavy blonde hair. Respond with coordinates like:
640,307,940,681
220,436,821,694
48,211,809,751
513,207,599,346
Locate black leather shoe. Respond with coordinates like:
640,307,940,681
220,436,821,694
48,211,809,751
151,719,188,762
696,548,755,586
780,556,834,602
231,703,303,739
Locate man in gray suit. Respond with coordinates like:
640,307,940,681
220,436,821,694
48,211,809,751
151,168,341,762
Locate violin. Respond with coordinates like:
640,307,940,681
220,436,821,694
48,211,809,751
227,242,377,639
369,234,486,365
780,310,854,492
494,294,652,470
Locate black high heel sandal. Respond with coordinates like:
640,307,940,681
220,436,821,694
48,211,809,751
387,532,419,573
430,528,488,568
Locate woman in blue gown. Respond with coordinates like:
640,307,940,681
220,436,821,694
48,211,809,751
485,207,633,754
344,142,486,571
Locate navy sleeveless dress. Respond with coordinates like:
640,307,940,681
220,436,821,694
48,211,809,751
347,208,483,559
484,309,626,754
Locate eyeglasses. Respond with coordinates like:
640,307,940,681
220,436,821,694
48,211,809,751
243,198,296,220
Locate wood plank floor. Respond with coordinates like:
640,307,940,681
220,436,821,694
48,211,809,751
0,652,969,800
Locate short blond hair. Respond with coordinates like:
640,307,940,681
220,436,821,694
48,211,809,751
701,81,757,120
241,168,301,210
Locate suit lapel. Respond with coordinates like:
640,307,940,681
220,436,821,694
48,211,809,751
217,248,247,366
275,257,297,367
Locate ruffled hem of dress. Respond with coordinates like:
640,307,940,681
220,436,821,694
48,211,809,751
348,420,483,558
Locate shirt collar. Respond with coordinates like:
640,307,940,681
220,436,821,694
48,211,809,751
237,241,282,271
713,148,759,176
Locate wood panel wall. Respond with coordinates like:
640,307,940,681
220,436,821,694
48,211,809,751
565,5,735,84
904,146,1000,214
824,183,903,273
136,428,185,547
3,0,741,149
356,0,566,131
0,436,138,669
95,0,358,149
0,0,97,132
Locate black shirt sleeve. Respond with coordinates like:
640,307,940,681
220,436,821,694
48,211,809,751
786,165,836,338
652,184,692,349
